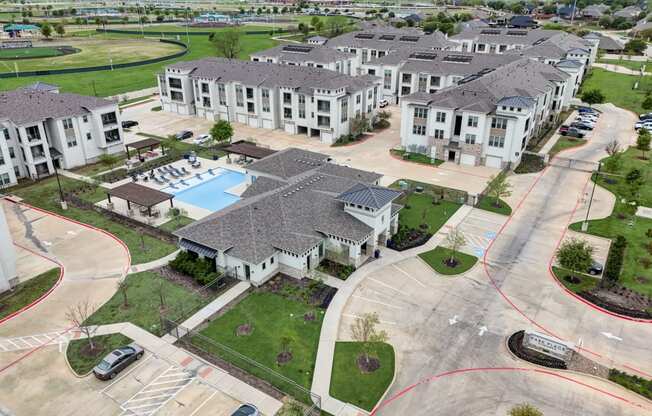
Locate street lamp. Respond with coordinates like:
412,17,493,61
54,167,67,210
582,161,601,232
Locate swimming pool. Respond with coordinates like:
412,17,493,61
163,168,246,212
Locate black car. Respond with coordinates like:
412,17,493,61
175,130,193,140
570,122,593,131
121,120,139,128
587,261,603,276
640,113,652,121
93,343,144,380
231,404,260,416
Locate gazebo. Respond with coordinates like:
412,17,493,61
106,183,174,217
224,141,277,160
125,138,161,160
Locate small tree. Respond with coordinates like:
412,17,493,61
350,114,370,138
165,207,188,228
54,23,65,37
350,312,388,370
161,135,177,156
636,129,651,159
603,141,622,173
580,89,605,108
642,95,652,112
211,28,241,59
116,279,129,308
486,172,512,207
444,227,466,267
508,403,543,416
556,238,594,278
604,140,621,157
40,22,52,39
66,300,98,351
98,152,120,172
210,119,234,144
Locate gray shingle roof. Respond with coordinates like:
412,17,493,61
497,96,536,108
251,44,353,64
241,176,286,198
336,183,402,209
0,88,115,125
328,27,456,51
504,31,592,60
246,148,329,180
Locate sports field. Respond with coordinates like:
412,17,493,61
0,46,66,59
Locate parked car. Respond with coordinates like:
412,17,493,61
193,134,212,144
379,99,389,108
230,404,260,416
175,130,193,140
93,343,144,380
577,107,598,114
575,116,596,124
577,114,598,122
570,122,593,131
587,261,603,275
635,121,652,130
560,126,585,138
121,120,139,129
640,113,652,121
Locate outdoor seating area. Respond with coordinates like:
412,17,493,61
100,182,175,226
130,156,204,185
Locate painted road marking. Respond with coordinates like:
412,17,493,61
351,295,403,309
392,264,426,288
343,313,397,326
478,326,488,336
368,277,409,295
189,391,217,416
600,332,623,342
0,331,70,352
119,365,195,416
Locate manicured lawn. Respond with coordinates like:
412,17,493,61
330,342,395,411
569,148,652,297
398,193,461,232
10,177,176,265
549,137,587,158
0,29,278,97
390,149,444,166
419,247,478,275
66,333,132,376
580,68,652,115
598,58,648,72
551,266,599,293
85,271,213,336
477,196,512,216
609,369,652,400
159,216,194,233
0,47,66,59
192,292,324,390
0,268,60,321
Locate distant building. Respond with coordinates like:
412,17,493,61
0,204,17,294
614,5,642,21
307,35,329,45
194,13,231,23
582,4,609,20
584,32,625,54
557,5,579,20
2,24,40,38
523,330,575,361
509,15,537,28
250,44,358,75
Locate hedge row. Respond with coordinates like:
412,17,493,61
602,235,627,287
170,251,220,285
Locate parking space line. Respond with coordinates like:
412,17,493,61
343,313,397,325
138,386,182,394
392,264,426,288
368,277,408,295
189,391,217,416
150,377,194,386
101,355,154,395
351,295,403,309
127,394,171,403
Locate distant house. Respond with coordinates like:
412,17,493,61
405,14,423,24
509,15,537,28
631,20,652,37
614,5,642,21
2,24,39,38
584,32,625,53
582,4,609,20
557,5,580,19
194,13,231,23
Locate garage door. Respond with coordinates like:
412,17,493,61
485,155,502,168
460,154,476,166
236,114,247,124
248,117,258,128
284,123,294,134
262,119,273,129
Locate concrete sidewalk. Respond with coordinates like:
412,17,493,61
178,281,251,331
129,250,179,274
94,322,283,416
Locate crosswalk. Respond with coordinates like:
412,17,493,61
119,365,195,416
0,330,76,352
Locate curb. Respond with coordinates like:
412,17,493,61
63,341,94,379
368,343,400,416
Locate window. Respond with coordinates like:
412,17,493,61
8,147,15,158
317,115,330,127
499,44,507,52
168,77,182,89
412,124,426,135
367,69,376,76
104,129,121,143
26,126,41,142
402,73,412,83
435,111,446,123
524,118,530,132
170,90,184,102
247,102,255,113
284,107,292,119
0,152,4,166
100,112,117,126
271,256,274,264
246,87,254,99
362,49,368,63
430,76,440,87
383,70,392,89
62,118,74,130
0,173,10,186
317,100,330,112
201,83,209,94
368,89,372,99
477,44,486,52
86,133,92,141
418,74,428,92
262,89,270,112
218,83,226,105
298,95,306,119
356,94,361,104
262,262,266,270
283,92,292,105
413,107,428,119
82,115,88,123
235,85,244,107
488,135,505,148
202,96,211,108
467,116,478,127
491,117,507,129
433,129,444,139
341,99,348,123
2,128,9,141
66,133,77,148
464,134,476,145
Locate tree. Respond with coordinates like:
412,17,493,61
350,312,388,370
40,22,52,39
66,300,98,351
625,39,646,55
350,114,370,138
637,129,651,158
486,172,512,207
211,28,241,59
642,95,652,111
210,119,234,144
116,279,129,307
556,238,594,278
444,227,467,267
314,19,324,33
298,22,309,36
98,152,120,172
508,403,543,416
580,89,605,107
603,140,622,172
165,207,188,228
160,135,177,156
54,22,65,37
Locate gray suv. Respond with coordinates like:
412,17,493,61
231,404,260,416
93,343,144,380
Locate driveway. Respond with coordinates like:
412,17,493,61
339,104,652,415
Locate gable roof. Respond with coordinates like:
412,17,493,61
250,44,354,65
246,148,329,180
336,183,402,209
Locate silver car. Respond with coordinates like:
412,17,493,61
93,343,144,380
231,404,260,416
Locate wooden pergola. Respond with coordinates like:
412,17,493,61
125,138,161,159
224,141,277,160
107,183,174,217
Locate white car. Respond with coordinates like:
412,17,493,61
575,118,595,127
578,114,598,122
635,121,652,130
193,134,212,144
379,99,389,108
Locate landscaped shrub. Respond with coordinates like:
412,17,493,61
608,369,652,400
602,235,627,287
170,251,218,285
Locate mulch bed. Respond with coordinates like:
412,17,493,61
357,355,381,373
276,351,293,365
387,230,432,251
155,265,237,299
579,287,652,319
80,343,106,359
236,323,252,336
262,273,337,309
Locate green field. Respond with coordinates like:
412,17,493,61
0,26,277,97
580,69,652,115
0,268,60,321
598,58,649,72
0,47,66,59
398,193,461,232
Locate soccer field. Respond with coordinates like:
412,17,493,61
0,46,65,59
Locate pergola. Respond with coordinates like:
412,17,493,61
107,183,174,217
224,141,277,160
125,138,161,159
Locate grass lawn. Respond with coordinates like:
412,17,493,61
329,342,395,412
390,149,444,166
10,177,176,265
85,271,213,336
597,58,648,72
159,216,194,233
477,196,512,216
0,29,277,97
66,333,132,376
0,268,60,321
569,148,652,297
70,152,127,176
580,68,652,115
549,137,587,158
551,266,599,293
136,132,224,160
398,193,461,232
0,47,66,59
192,291,324,390
419,247,478,275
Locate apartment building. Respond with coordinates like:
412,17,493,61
250,44,358,75
361,49,521,104
0,86,124,187
326,27,457,68
175,148,401,286
158,58,381,144
400,58,572,169
0,203,17,293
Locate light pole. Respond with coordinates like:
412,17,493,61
54,167,67,210
582,161,601,232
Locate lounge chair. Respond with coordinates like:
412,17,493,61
208,168,215,175
181,167,190,175
192,161,201,169
195,173,202,180
160,176,170,183
157,168,165,175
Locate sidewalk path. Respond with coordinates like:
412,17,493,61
310,205,473,415
129,250,179,274
593,62,648,76
177,281,251,332
539,110,579,155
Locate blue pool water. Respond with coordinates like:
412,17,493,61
163,168,246,212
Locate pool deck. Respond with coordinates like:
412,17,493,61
96,156,251,223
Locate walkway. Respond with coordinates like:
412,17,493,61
593,62,648,76
129,250,179,274
539,110,578,155
311,205,473,415
176,281,251,332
